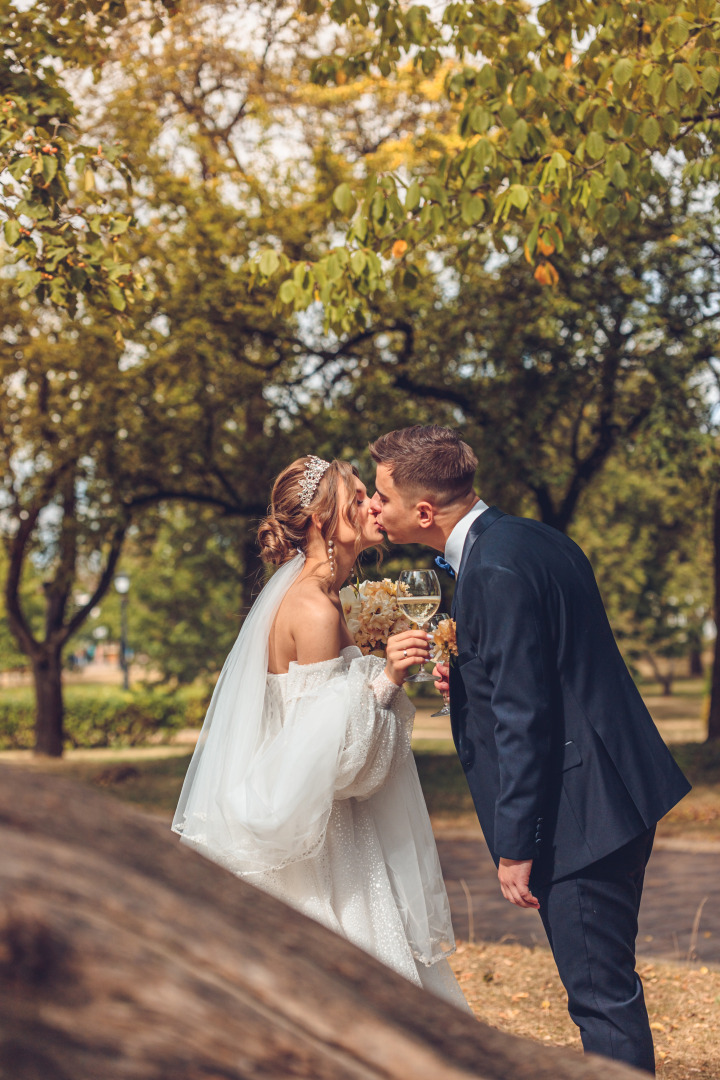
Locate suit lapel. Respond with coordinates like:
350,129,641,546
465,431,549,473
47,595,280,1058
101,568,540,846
451,506,506,617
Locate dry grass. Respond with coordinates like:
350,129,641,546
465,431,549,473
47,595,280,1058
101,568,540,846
449,941,720,1079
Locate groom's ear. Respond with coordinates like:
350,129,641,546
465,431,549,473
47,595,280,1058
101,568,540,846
416,500,435,529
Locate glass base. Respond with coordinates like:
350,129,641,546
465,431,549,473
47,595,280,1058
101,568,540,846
430,704,451,717
405,670,437,683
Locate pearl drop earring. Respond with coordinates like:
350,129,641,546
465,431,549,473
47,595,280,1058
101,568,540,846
327,538,336,579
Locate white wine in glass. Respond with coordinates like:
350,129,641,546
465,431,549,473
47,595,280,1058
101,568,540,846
397,569,441,683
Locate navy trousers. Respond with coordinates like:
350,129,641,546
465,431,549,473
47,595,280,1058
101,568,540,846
535,828,656,1074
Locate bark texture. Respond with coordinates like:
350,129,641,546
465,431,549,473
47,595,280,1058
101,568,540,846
0,766,642,1080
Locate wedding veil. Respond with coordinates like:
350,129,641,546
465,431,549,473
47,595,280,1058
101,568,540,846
171,553,321,872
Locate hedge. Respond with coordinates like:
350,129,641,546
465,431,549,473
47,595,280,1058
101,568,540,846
0,685,208,750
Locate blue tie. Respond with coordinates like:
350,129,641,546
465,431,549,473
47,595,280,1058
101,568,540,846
434,555,456,579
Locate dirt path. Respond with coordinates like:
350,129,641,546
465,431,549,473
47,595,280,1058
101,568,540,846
435,826,720,966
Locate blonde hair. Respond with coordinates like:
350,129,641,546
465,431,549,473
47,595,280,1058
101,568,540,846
258,457,361,566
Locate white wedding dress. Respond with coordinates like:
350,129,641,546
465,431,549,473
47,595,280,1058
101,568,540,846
172,556,468,1009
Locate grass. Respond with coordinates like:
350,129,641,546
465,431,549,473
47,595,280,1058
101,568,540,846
449,941,720,1079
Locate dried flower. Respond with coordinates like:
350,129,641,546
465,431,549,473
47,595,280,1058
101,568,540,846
339,578,412,655
431,618,457,663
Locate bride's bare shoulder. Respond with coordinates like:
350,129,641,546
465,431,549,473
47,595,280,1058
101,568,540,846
276,578,345,663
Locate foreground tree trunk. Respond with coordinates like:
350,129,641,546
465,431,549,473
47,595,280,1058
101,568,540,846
0,766,639,1080
31,647,64,757
707,486,720,741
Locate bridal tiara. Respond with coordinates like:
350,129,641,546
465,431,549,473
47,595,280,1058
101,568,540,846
299,455,331,508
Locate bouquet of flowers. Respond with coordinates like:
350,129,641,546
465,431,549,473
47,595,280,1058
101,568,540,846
339,578,412,655
430,618,458,664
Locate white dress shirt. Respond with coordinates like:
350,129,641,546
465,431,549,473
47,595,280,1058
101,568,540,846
443,500,489,577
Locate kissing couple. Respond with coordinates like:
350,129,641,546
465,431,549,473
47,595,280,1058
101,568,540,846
173,424,690,1073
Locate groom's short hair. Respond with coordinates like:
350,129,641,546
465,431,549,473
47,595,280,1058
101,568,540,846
369,425,478,506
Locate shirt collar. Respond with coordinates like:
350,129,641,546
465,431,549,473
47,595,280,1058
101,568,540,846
444,500,489,577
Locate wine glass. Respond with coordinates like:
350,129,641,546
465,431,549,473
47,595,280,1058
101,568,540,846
396,569,441,683
428,612,452,717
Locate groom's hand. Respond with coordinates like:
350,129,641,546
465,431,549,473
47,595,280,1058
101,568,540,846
498,858,539,909
433,662,450,694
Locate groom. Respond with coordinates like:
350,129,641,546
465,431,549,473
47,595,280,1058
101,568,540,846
369,425,690,1073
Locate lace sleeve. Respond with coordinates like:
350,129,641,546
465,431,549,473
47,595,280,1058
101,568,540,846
370,669,401,709
333,654,415,801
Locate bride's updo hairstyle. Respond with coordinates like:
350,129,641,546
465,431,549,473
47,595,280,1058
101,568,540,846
258,457,361,566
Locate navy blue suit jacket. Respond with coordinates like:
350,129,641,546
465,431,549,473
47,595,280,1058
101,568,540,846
449,508,691,885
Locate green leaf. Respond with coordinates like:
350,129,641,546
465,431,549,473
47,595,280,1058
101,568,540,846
3,220,20,245
665,78,680,109
701,67,719,96
405,181,421,212
350,250,367,275
332,182,355,215
325,253,341,280
610,161,628,189
41,154,58,183
107,284,126,311
473,139,495,169
586,131,605,160
259,249,280,277
640,117,660,147
109,217,130,236
673,63,695,92
510,118,528,147
507,184,529,211
460,193,485,224
613,58,634,87
16,270,43,298
470,106,492,134
279,280,296,303
593,107,610,133
667,17,690,47
602,204,620,229
551,151,567,171
7,156,34,180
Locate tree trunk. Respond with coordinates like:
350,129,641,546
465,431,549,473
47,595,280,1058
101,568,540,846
0,765,639,1080
31,647,64,757
707,487,720,741
689,647,703,678
645,653,674,698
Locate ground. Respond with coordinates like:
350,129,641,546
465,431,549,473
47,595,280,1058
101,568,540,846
2,675,717,1077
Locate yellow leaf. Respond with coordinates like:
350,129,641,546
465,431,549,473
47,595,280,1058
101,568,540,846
511,992,529,1001
564,52,573,69
534,261,559,287
392,239,408,259
541,999,550,1009
523,243,533,264
537,234,555,256
650,1022,666,1032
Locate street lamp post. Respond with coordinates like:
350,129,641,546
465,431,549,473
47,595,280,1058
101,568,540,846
114,572,131,691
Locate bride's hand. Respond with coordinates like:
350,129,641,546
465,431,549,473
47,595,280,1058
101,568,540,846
385,629,432,686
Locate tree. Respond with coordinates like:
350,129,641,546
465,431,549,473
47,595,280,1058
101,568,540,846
0,0,177,313
289,193,717,532
254,1,720,330
571,455,712,695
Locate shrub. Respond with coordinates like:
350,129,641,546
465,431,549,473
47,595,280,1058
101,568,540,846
0,685,193,750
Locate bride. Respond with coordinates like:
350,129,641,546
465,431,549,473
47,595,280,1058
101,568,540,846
172,454,468,1007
